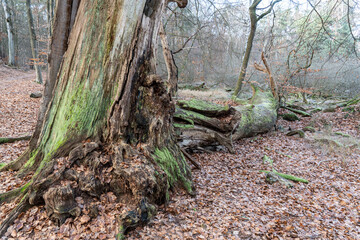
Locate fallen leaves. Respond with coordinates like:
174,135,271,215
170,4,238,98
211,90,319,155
1,68,360,239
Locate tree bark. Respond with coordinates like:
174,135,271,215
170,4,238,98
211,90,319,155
26,0,43,84
232,2,258,98
46,0,55,36
159,20,178,96
0,0,192,237
30,0,80,150
1,0,15,66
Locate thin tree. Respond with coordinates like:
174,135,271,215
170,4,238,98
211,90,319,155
1,0,15,66
26,0,43,84
0,0,191,237
232,0,281,98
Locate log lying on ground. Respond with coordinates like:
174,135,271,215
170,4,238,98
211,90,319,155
283,106,311,117
260,170,309,183
0,136,31,144
175,90,277,152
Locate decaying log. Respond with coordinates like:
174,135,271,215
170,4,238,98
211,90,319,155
175,89,277,152
177,99,232,117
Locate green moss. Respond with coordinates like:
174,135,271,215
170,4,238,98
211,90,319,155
22,149,40,171
285,107,311,117
174,108,209,125
260,170,309,183
342,106,355,113
310,108,322,114
153,148,192,193
303,126,316,133
173,123,194,129
282,113,300,121
234,90,277,138
346,97,360,106
0,181,31,204
177,99,228,112
334,132,351,138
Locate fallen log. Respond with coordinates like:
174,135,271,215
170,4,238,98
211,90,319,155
175,89,277,152
283,106,311,117
260,170,309,183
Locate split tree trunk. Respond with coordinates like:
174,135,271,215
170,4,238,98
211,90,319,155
0,0,192,237
176,89,277,153
1,0,15,66
26,0,43,84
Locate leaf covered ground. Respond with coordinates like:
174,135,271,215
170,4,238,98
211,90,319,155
0,67,359,239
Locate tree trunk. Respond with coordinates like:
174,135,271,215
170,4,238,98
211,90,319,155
46,0,55,36
232,3,258,98
1,0,15,66
0,0,192,237
26,0,43,84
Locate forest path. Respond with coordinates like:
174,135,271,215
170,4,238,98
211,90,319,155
0,69,359,239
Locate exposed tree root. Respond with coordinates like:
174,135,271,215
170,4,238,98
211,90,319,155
0,140,192,237
0,135,31,144
0,149,31,172
0,182,31,204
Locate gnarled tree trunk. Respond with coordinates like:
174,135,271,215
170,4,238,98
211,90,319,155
0,0,192,238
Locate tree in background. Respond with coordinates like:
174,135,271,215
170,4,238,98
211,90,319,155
1,0,15,65
26,0,42,84
232,0,281,98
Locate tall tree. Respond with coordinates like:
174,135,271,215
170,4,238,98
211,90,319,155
1,0,15,66
232,0,281,98
46,0,55,36
26,0,43,84
0,0,191,237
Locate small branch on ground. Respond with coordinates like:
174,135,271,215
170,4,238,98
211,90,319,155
0,136,31,144
181,148,201,170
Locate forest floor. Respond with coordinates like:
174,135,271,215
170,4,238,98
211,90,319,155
0,66,359,239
